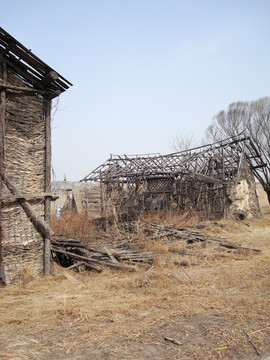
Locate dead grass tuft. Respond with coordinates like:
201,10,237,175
1,208,270,359
143,209,207,227
19,266,36,286
50,211,96,240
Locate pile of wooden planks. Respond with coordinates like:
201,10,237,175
136,221,261,252
51,237,154,273
51,221,260,274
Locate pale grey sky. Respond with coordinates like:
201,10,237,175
2,0,270,180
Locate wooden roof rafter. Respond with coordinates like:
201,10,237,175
81,133,266,185
0,27,72,99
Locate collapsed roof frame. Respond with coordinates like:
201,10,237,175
81,133,266,185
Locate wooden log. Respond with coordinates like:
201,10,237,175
0,171,54,239
0,28,71,85
173,230,260,251
164,337,182,346
188,171,230,185
0,61,7,285
52,239,154,264
53,237,82,243
40,71,58,87
0,222,6,285
142,222,261,252
68,261,102,272
46,89,61,100
218,242,261,252
104,246,119,264
51,241,86,248
0,82,48,94
83,262,102,272
2,56,45,91
67,262,85,270
53,241,111,257
1,193,59,205
52,247,136,272
85,244,113,256
44,100,52,275
244,330,260,356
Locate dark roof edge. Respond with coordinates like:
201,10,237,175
0,27,72,96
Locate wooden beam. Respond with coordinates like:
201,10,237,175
0,54,44,90
46,89,61,100
252,164,267,170
0,61,7,285
0,62,7,191
44,100,52,275
0,27,72,88
68,261,102,273
188,171,233,185
0,82,61,99
0,171,54,239
0,82,47,94
1,192,59,205
40,71,58,87
52,247,136,272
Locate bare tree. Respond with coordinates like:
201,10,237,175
170,131,195,152
206,97,270,203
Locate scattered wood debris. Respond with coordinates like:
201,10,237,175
164,337,182,346
137,222,261,252
51,237,153,273
51,220,260,274
244,330,261,356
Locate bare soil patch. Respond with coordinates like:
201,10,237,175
0,210,270,359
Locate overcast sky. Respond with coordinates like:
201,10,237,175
1,0,270,181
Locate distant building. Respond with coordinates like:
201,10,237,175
51,181,101,218
81,135,264,221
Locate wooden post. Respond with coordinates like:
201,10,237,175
100,178,104,215
44,100,52,275
221,148,227,217
0,61,7,284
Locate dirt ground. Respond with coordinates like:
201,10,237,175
0,208,270,360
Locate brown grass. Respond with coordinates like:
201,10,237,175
1,209,270,359
142,208,207,227
50,211,97,240
19,266,37,286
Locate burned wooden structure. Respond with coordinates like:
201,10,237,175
0,28,72,284
81,134,265,220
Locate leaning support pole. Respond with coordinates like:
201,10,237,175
0,171,54,239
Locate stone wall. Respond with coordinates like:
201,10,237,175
226,163,260,220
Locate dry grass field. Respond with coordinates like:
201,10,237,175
0,206,270,360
